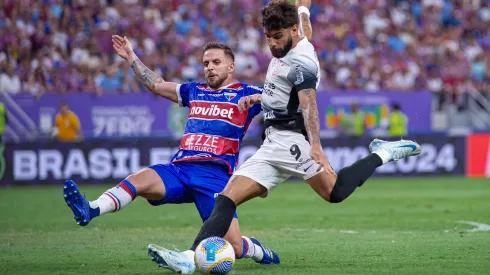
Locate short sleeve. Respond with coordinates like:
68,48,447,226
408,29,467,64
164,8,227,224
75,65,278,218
176,82,199,107
287,57,319,91
244,84,263,96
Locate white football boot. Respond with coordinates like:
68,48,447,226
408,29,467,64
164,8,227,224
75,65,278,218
148,244,195,274
369,138,422,163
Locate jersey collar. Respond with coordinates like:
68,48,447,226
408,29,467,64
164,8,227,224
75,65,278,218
205,83,241,92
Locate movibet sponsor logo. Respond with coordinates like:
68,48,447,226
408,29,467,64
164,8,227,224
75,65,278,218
189,104,234,119
0,143,5,181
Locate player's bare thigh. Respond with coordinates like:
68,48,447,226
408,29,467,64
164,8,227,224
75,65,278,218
220,175,267,206
306,170,337,202
223,218,243,258
126,168,166,201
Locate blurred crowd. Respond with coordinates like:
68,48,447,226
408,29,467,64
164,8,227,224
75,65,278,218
1,0,490,105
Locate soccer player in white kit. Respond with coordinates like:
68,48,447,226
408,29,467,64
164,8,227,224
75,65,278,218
150,1,422,272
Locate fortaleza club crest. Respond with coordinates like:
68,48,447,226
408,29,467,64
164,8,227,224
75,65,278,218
224,92,237,101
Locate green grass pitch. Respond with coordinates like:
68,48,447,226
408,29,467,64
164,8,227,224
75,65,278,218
1,177,490,274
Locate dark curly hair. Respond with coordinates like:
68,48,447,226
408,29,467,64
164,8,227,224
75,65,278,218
203,42,235,62
261,0,299,31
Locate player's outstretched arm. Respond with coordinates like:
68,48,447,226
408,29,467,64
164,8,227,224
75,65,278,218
238,94,261,113
128,57,178,102
298,88,335,174
296,0,312,42
112,35,178,103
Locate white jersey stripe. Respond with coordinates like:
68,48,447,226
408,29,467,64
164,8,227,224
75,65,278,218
188,117,245,128
181,132,240,141
191,100,238,106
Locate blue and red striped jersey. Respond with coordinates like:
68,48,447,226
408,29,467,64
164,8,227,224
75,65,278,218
171,82,263,174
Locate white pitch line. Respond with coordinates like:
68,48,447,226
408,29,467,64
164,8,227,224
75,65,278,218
282,223,490,235
339,230,359,234
280,228,359,234
456,221,490,232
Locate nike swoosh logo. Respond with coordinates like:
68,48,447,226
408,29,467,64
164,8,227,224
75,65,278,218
304,164,314,172
397,144,416,151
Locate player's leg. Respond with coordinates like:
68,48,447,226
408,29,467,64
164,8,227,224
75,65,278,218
147,176,274,274
63,164,185,226
189,175,266,252
185,129,304,252
307,139,422,203
223,218,278,264
223,218,280,264
306,153,381,202
148,216,278,270
187,142,290,252
223,218,245,258
189,169,278,264
148,156,287,273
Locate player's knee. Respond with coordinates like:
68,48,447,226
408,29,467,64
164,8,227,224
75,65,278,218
125,173,152,195
219,189,232,199
124,174,137,187
218,191,245,207
219,185,237,203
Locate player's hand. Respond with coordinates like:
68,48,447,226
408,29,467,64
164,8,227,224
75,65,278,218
112,35,134,61
238,94,261,113
310,143,336,174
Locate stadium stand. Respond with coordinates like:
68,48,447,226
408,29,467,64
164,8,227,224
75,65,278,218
1,0,490,131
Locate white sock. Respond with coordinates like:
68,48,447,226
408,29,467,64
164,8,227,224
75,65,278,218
241,236,264,261
91,181,137,216
373,149,390,165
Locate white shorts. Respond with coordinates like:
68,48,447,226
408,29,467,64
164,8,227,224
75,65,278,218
232,127,324,196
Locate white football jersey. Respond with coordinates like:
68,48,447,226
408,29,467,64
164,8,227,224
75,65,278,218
261,38,320,132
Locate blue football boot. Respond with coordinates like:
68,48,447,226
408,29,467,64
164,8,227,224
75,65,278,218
250,237,280,265
63,180,98,226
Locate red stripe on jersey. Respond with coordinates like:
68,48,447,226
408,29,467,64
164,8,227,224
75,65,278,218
197,84,211,90
227,83,243,90
180,133,240,155
188,101,248,126
197,83,243,91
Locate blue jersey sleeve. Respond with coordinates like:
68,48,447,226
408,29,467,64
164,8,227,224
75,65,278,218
244,84,263,96
244,84,263,118
176,82,200,107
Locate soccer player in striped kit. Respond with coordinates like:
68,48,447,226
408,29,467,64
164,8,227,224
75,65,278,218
152,1,422,273
63,36,280,274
